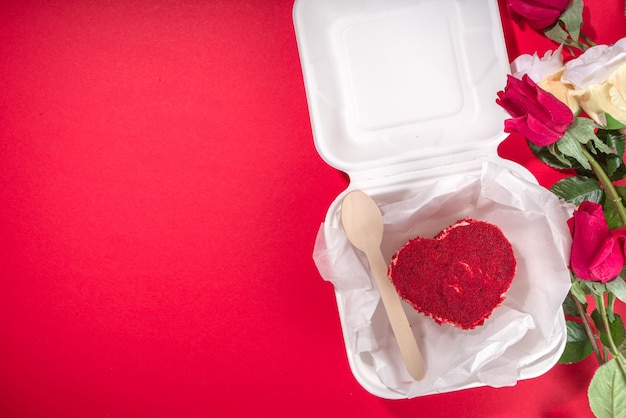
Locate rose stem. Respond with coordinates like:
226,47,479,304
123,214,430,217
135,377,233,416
594,294,626,377
574,295,604,364
582,147,626,226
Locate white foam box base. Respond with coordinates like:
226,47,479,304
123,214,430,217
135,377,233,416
293,0,571,398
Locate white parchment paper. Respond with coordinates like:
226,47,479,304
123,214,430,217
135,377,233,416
313,163,573,397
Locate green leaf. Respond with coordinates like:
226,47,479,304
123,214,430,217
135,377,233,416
528,140,573,170
604,113,626,130
607,276,626,304
551,145,577,168
565,117,612,152
588,358,626,418
556,132,591,170
559,320,593,364
619,339,626,358
598,129,626,178
592,130,626,182
575,118,614,155
610,314,626,348
544,22,570,44
584,281,608,296
591,310,626,349
603,187,626,229
605,199,623,230
590,138,617,158
559,0,583,42
571,117,597,139
600,129,625,155
571,279,588,304
563,292,584,317
550,176,603,205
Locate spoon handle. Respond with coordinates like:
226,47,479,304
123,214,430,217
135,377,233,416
366,247,425,381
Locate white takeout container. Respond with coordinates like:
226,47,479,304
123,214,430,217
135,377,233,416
294,0,572,398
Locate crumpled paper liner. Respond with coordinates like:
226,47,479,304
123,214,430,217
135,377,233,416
313,162,573,397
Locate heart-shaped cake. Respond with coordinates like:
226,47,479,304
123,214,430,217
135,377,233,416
388,218,516,330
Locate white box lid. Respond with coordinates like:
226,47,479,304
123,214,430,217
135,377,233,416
294,0,512,180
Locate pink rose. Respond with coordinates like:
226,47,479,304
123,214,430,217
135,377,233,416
507,0,570,31
496,74,573,146
568,201,626,283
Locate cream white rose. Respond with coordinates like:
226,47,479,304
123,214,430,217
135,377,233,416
562,38,626,89
511,46,564,81
511,46,580,114
562,37,626,126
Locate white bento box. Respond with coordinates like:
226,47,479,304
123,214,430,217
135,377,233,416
293,0,573,398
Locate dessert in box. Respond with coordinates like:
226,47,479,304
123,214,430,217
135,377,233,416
294,0,572,398
389,218,517,330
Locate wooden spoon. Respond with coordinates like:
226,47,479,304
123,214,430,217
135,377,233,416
341,190,425,381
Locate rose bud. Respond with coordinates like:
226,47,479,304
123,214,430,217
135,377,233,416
496,74,573,146
568,201,626,283
507,0,570,31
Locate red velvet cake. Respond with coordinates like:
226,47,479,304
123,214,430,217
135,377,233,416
388,218,517,330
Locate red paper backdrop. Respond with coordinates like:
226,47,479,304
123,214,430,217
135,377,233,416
1,1,625,417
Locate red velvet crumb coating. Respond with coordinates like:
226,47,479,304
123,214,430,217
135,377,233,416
388,218,517,330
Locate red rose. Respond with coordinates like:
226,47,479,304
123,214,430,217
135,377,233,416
568,201,626,283
496,74,573,147
507,0,570,31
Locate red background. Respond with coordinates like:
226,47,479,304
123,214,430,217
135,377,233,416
1,1,625,417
